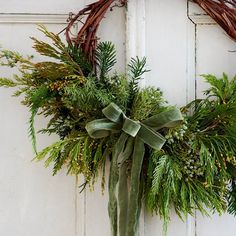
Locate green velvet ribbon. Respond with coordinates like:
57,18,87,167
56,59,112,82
85,103,183,236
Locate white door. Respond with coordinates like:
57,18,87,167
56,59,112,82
0,1,235,236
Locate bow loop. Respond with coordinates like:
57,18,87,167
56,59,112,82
85,118,121,139
143,107,183,130
102,102,123,122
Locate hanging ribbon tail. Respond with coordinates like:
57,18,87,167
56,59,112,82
126,137,145,236
85,103,184,236
118,137,134,236
108,133,129,236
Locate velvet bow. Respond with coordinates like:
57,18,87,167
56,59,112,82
86,103,183,236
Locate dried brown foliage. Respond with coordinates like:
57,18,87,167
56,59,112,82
193,0,236,41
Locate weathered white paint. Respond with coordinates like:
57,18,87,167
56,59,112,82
126,2,146,235
188,2,214,24
145,0,190,107
0,13,69,24
188,3,236,236
0,0,84,14
0,23,77,236
144,1,195,230
0,1,235,236
190,4,236,236
126,0,146,90
126,0,146,59
196,213,236,236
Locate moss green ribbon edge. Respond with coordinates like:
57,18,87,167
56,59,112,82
85,103,183,236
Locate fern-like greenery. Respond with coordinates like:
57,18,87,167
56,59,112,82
145,74,236,234
0,25,151,187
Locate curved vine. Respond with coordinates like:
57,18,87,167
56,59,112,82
65,0,127,67
64,0,236,68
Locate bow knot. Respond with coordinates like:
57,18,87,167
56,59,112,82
86,102,183,150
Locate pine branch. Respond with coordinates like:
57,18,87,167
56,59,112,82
128,57,150,102
95,41,117,80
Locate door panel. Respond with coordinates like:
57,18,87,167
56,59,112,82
146,0,190,107
196,213,236,236
0,23,76,236
145,0,191,235
196,24,236,98
1,0,84,14
189,3,236,236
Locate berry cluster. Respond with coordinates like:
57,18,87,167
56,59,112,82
165,119,188,144
182,150,204,180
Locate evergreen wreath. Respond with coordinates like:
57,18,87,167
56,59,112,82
0,1,236,236
1,26,236,236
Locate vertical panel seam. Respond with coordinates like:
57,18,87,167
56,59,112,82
194,24,197,100
186,1,197,236
126,1,146,235
75,176,78,236
75,3,87,235
84,189,86,236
